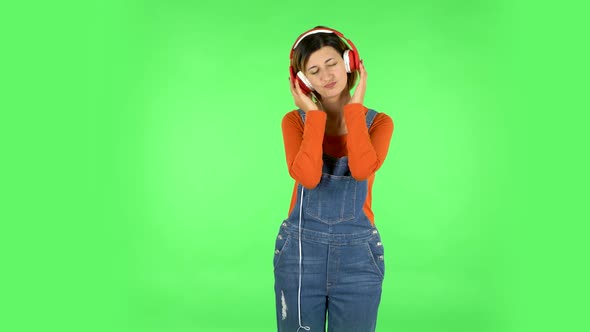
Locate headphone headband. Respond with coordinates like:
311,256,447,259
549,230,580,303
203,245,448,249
289,27,359,62
292,29,337,49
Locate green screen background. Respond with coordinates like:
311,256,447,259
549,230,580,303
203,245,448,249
2,0,588,331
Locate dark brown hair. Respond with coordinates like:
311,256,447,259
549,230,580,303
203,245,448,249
291,26,359,95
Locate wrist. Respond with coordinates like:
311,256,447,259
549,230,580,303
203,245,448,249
305,104,319,112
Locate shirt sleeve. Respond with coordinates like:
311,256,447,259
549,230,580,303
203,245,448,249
344,103,394,180
281,110,327,189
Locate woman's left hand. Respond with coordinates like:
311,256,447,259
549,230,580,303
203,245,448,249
349,60,366,105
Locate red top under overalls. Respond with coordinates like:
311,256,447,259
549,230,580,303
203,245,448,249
281,103,394,226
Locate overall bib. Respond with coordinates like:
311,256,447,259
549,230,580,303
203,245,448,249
274,109,385,332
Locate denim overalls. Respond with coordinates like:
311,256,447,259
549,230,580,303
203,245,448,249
274,108,385,332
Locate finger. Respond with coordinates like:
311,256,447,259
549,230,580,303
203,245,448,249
294,78,303,96
290,77,299,97
357,69,364,84
360,63,367,80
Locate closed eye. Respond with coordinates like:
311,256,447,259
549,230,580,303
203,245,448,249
310,62,337,75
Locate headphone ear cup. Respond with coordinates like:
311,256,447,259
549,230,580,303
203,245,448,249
290,66,311,95
343,50,351,73
344,49,359,73
296,71,314,94
289,65,298,85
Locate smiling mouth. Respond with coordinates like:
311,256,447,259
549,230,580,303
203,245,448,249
324,82,336,88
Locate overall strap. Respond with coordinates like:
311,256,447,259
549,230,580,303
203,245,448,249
297,108,378,128
365,109,378,129
297,109,306,123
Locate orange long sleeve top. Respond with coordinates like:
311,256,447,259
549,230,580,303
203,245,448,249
281,103,394,226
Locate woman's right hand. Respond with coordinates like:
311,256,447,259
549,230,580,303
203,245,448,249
289,76,319,112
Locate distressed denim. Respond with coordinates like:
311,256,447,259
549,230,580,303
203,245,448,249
273,109,385,332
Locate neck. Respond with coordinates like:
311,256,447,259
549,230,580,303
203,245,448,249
318,90,351,135
318,90,351,114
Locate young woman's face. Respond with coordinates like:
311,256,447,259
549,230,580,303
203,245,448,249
304,46,348,99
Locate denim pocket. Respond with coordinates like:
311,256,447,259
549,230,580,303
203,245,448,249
366,234,385,279
273,229,290,270
305,174,357,224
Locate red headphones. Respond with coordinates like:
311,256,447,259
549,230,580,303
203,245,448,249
289,27,360,95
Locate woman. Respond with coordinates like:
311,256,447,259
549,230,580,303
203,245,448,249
274,26,394,332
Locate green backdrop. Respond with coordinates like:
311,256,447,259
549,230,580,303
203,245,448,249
2,0,588,331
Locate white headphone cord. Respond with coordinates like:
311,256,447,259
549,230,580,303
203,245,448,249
297,185,310,331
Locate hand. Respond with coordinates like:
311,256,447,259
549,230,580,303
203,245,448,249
349,60,367,105
289,76,318,112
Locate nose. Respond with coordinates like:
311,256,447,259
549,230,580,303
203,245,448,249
320,71,333,83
